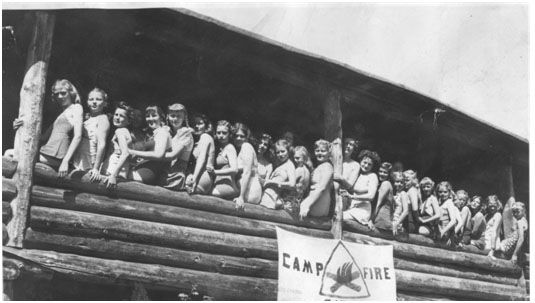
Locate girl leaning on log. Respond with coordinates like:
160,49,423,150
340,149,380,227
128,105,172,185
186,113,215,194
210,120,240,200
371,162,393,230
283,145,312,215
416,177,441,238
260,139,296,210
233,122,263,209
299,139,334,219
7,79,84,178
333,137,361,210
102,102,134,189
72,88,111,182
160,103,194,191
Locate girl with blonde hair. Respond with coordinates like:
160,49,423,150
300,139,334,219
8,79,84,177
417,177,441,237
403,169,421,233
260,139,296,209
72,87,111,182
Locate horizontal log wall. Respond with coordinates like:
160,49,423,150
32,162,331,230
1,157,528,300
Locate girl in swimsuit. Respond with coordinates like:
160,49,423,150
453,189,472,244
491,202,528,264
341,150,380,227
372,162,394,230
233,123,262,208
461,195,487,250
417,177,441,237
391,171,410,236
210,120,239,199
436,181,460,245
128,105,172,185
103,102,134,189
72,88,110,182
333,138,360,210
186,114,215,194
484,195,503,254
284,146,312,215
256,133,274,187
300,140,334,219
260,139,296,210
403,169,422,233
8,79,84,178
162,103,194,191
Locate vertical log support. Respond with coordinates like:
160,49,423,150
323,89,343,239
7,11,56,247
501,154,516,239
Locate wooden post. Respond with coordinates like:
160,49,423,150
501,154,516,239
323,89,343,239
7,11,55,247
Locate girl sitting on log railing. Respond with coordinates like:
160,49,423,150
255,133,273,187
372,162,393,230
391,171,410,236
341,149,380,227
72,87,110,182
436,181,460,245
103,102,134,189
186,113,215,195
128,105,172,185
403,169,422,234
459,195,486,250
416,177,441,237
453,189,472,245
333,137,360,210
233,122,262,208
161,103,194,191
7,79,84,178
490,201,528,264
485,195,503,255
260,139,296,210
210,120,239,200
299,139,334,219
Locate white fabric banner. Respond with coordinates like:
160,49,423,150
276,227,396,301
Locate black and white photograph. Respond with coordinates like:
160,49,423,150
1,1,531,300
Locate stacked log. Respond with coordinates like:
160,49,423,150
0,157,528,300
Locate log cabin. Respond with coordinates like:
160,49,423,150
2,8,530,300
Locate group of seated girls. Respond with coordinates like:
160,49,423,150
6,79,528,263
6,79,333,219
344,145,529,263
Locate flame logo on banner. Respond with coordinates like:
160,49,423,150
319,241,370,299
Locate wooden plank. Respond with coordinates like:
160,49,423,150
2,156,17,178
24,229,278,279
32,162,331,231
3,247,277,301
396,270,526,301
8,11,56,247
343,231,521,277
2,177,17,201
394,258,518,286
30,185,333,240
344,219,490,255
29,206,278,260
4,246,526,301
